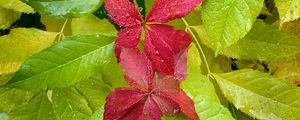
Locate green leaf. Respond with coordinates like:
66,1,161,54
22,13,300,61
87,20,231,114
52,88,92,120
0,0,34,13
24,0,102,19
5,34,115,91
76,69,111,111
222,20,300,60
274,0,300,23
181,44,234,120
71,15,117,36
0,7,21,30
0,28,58,74
0,88,35,112
9,92,56,120
267,54,300,85
201,0,264,54
89,106,104,120
213,69,300,120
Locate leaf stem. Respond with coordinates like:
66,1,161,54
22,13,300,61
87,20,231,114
181,18,211,74
58,19,69,41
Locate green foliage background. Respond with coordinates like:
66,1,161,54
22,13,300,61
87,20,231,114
0,0,299,120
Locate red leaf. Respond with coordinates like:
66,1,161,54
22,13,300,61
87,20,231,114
174,48,188,81
121,97,162,120
115,26,142,59
104,0,143,27
144,24,191,76
120,101,145,120
120,48,154,91
104,87,145,120
152,95,180,116
142,96,163,120
162,90,199,120
153,74,180,93
146,0,203,22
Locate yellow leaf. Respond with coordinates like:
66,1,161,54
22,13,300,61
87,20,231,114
0,0,34,13
71,15,117,36
0,28,58,74
0,7,21,30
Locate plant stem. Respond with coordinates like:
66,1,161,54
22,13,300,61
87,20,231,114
181,18,211,74
58,19,69,41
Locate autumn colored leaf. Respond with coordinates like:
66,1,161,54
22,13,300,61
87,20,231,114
104,0,201,78
104,49,198,120
146,0,203,22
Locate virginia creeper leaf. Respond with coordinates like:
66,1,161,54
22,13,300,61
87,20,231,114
152,95,180,116
115,26,142,59
71,15,117,36
180,44,234,120
0,7,21,30
52,88,92,120
0,0,34,13
5,34,114,91
146,0,203,22
104,87,145,120
222,20,300,60
9,92,56,120
24,0,101,19
104,0,143,27
213,69,300,120
274,0,300,23
144,24,191,78
119,48,153,91
201,0,264,54
0,28,58,74
141,96,163,120
161,90,199,120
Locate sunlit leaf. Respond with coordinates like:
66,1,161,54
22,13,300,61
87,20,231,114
274,0,300,23
213,69,300,120
201,0,264,54
0,28,58,74
0,0,34,13
5,34,115,91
